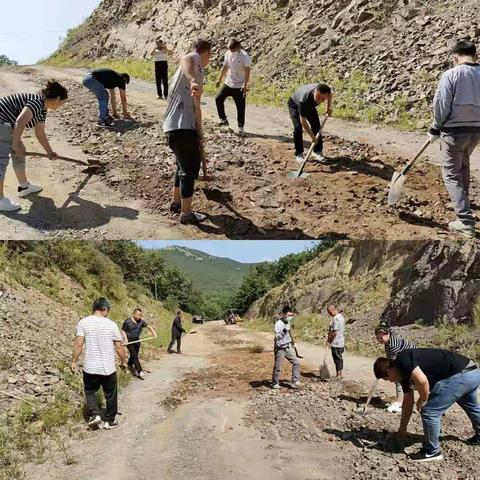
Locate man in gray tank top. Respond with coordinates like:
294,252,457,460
163,39,212,225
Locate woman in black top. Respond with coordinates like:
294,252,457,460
0,80,68,212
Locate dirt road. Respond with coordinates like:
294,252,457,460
1,65,477,239
24,322,479,480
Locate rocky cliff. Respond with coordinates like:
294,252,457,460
53,0,480,120
246,241,480,348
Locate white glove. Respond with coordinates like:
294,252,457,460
427,132,440,144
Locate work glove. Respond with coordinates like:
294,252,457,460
427,131,440,144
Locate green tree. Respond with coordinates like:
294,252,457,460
0,55,18,66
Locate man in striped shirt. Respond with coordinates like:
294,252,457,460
375,321,416,413
71,297,128,430
0,80,67,212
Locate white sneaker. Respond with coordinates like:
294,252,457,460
87,415,102,429
295,155,304,163
387,402,402,413
138,371,146,380
17,182,43,198
448,219,475,239
311,152,327,163
292,381,302,388
0,197,21,212
272,383,281,390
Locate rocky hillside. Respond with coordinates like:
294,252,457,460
51,0,479,125
246,240,480,355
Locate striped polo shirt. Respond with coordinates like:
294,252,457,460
76,315,123,376
0,93,47,129
385,334,416,360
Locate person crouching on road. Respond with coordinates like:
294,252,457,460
287,83,332,164
428,39,480,238
70,297,128,430
326,304,345,379
272,305,301,390
168,310,186,354
0,80,67,212
375,321,416,414
121,307,157,380
374,348,480,462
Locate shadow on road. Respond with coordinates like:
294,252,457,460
337,393,389,411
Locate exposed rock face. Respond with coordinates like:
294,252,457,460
246,241,480,328
55,0,480,109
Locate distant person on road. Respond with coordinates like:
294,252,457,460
272,305,301,390
163,38,212,225
121,307,157,380
215,38,251,136
0,80,68,212
428,39,480,238
288,83,332,164
82,68,131,128
151,38,171,100
375,321,416,414
70,297,128,430
168,310,186,354
326,305,345,379
374,348,480,462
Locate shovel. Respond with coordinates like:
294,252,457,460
319,347,331,380
26,151,103,167
124,336,157,346
357,379,379,416
387,139,430,205
288,115,329,179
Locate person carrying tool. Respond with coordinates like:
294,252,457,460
215,38,252,136
70,297,128,430
151,38,172,100
272,305,301,390
288,83,332,164
163,38,212,225
374,348,480,462
82,68,131,128
0,80,68,212
121,308,157,380
375,321,416,413
428,39,480,238
168,310,186,354
326,304,345,379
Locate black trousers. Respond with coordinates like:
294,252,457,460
166,130,201,199
331,347,344,372
83,371,118,422
168,334,182,352
287,99,323,156
155,61,168,98
127,342,142,373
215,84,246,128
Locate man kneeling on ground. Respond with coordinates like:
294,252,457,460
71,297,128,430
121,308,157,380
272,305,301,390
288,83,333,164
374,348,480,462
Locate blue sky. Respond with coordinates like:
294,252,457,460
0,0,101,65
138,241,321,264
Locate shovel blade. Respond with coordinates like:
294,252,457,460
288,170,310,179
387,171,406,205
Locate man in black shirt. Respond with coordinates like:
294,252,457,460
168,311,186,354
82,68,131,127
121,308,156,379
374,348,480,462
287,83,333,164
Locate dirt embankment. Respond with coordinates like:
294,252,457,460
23,68,478,240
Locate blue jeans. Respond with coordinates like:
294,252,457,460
421,368,480,454
82,74,109,121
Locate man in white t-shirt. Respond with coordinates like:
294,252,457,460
70,297,127,430
215,39,252,135
326,304,345,378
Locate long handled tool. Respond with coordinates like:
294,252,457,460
26,151,102,167
359,379,379,416
387,139,430,205
124,336,157,346
289,330,303,358
288,115,329,179
319,346,331,380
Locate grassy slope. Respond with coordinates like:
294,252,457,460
0,245,190,480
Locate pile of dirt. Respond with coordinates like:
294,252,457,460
33,73,476,240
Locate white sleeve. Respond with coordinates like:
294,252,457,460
243,53,252,67
223,52,228,67
76,320,85,337
112,323,123,342
274,321,285,339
